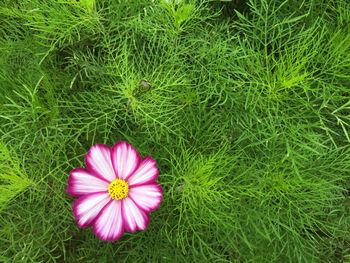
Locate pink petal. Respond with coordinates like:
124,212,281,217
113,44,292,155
111,141,141,180
85,144,116,182
127,157,158,187
66,168,109,197
73,193,111,228
93,200,124,242
128,183,163,212
121,197,149,233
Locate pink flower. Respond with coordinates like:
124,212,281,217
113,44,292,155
66,141,163,242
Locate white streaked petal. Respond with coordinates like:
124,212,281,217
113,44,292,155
122,197,149,233
85,144,116,182
93,200,124,241
73,193,111,227
111,141,141,180
67,168,109,196
129,183,163,212
127,157,158,186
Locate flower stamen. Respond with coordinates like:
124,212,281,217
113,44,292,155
108,179,129,200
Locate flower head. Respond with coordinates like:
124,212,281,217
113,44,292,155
66,141,163,242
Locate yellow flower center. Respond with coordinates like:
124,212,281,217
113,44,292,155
108,179,129,200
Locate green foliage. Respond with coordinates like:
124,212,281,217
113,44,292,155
0,0,349,262
70,0,96,13
161,1,196,29
0,142,31,210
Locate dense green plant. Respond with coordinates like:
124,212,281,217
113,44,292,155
0,0,349,262
0,142,32,210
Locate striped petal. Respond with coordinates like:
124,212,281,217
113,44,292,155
129,183,163,212
121,197,149,233
93,200,124,242
73,193,111,228
85,144,116,182
127,157,158,187
66,168,109,197
111,141,141,180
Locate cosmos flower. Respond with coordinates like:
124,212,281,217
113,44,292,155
66,141,163,241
